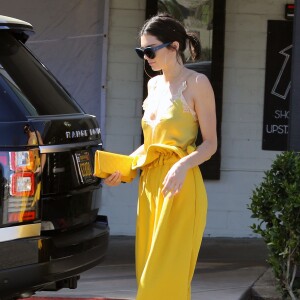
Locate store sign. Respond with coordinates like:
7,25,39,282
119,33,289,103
262,20,293,151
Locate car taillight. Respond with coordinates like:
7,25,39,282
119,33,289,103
10,172,35,197
9,151,35,171
8,210,36,223
3,150,41,224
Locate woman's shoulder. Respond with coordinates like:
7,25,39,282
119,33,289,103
184,68,212,96
184,68,214,104
184,68,210,86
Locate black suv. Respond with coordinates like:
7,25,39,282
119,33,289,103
0,15,109,299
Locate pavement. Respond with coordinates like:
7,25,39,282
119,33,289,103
250,268,281,300
33,236,269,300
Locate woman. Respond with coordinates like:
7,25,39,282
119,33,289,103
105,13,217,300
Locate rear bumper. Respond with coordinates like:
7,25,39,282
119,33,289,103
0,218,109,298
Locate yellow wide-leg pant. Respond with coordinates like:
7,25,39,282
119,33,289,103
135,155,207,300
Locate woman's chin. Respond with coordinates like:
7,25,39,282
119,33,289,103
150,65,160,72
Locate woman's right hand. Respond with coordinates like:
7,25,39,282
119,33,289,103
103,171,122,186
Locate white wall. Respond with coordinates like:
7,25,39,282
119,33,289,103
204,0,292,237
99,0,146,235
100,0,293,237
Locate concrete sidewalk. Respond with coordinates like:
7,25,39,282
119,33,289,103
35,236,268,300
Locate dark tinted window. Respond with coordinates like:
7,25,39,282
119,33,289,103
0,32,83,116
0,68,29,121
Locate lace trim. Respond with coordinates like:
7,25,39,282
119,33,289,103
142,79,197,121
142,96,150,111
179,82,197,119
142,77,158,111
166,81,197,120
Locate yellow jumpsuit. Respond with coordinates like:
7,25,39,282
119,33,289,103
132,81,208,300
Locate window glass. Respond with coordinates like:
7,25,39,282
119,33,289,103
0,32,83,116
158,0,213,63
0,65,38,120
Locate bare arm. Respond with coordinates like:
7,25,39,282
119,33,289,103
36,131,46,172
180,74,217,168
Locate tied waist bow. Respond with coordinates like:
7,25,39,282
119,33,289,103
132,144,195,170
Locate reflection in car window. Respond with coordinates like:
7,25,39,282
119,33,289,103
0,67,28,121
0,32,83,116
0,66,38,116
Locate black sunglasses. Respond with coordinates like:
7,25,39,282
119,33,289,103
135,42,172,59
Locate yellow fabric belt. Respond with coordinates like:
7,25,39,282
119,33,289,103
132,144,195,170
142,153,179,170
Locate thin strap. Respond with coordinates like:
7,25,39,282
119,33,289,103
179,81,197,120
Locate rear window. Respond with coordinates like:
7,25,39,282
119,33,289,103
0,31,83,118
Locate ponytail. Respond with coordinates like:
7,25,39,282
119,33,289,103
186,32,201,61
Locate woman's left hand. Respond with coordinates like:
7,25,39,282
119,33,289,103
162,161,188,197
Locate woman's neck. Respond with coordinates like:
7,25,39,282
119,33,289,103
162,63,185,83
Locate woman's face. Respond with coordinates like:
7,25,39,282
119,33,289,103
140,34,174,71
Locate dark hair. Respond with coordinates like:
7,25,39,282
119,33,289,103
23,124,30,134
139,13,201,63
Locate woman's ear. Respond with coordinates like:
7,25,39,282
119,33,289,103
171,41,180,51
